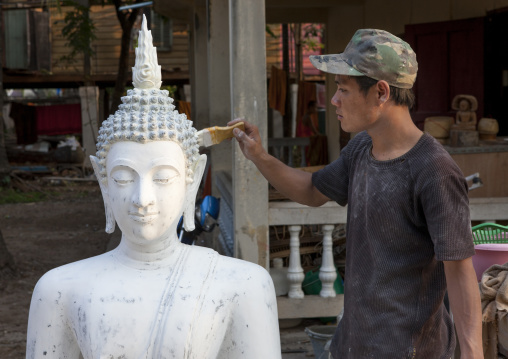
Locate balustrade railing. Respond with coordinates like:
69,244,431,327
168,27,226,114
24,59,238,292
286,224,338,299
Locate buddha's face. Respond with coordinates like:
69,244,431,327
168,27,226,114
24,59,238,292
105,141,187,243
459,99,470,111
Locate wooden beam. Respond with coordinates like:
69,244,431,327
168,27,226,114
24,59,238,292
266,0,356,8
470,197,508,221
269,197,508,226
266,8,328,23
152,0,193,22
269,201,348,226
2,72,190,88
277,294,344,319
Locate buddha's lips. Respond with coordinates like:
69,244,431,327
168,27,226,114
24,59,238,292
128,212,158,224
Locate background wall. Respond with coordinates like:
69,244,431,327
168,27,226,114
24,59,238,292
322,0,508,159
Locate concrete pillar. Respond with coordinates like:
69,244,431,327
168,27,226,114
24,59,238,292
79,86,99,167
189,0,209,130
209,0,233,197
325,4,364,160
230,0,269,268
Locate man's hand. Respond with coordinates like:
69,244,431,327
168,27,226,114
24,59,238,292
228,119,266,162
227,118,330,207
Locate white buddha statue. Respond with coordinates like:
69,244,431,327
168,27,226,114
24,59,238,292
26,16,281,359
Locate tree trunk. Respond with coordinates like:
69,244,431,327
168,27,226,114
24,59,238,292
109,1,142,115
0,230,16,279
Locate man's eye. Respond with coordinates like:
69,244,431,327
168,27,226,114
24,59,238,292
339,88,346,93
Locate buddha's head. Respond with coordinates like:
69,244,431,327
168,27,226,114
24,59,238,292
459,99,471,111
90,15,206,242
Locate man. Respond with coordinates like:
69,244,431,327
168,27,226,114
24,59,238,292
230,29,482,358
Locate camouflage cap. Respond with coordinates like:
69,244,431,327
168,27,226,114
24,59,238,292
309,29,418,89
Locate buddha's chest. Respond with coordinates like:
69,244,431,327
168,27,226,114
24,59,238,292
67,274,228,359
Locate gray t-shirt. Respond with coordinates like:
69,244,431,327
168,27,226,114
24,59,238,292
312,131,475,358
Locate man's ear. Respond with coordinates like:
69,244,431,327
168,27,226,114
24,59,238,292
183,154,207,232
90,155,116,233
376,80,391,104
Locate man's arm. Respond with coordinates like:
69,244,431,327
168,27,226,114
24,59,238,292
443,258,483,359
229,119,329,207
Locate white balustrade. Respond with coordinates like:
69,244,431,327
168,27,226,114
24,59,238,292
287,225,305,299
286,224,338,299
319,224,337,297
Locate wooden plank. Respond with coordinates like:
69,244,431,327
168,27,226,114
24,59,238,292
451,152,508,198
158,58,190,64
52,58,189,73
269,201,347,225
470,197,508,221
269,197,508,226
3,72,191,87
277,294,343,319
50,4,191,78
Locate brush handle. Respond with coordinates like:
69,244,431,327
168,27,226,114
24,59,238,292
211,122,245,144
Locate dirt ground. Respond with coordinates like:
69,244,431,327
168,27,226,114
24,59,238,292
0,180,320,358
0,181,111,358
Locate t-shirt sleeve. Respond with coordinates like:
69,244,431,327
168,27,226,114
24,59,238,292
420,173,475,261
312,155,349,207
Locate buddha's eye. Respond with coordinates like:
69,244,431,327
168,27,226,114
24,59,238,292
153,168,179,185
111,167,135,185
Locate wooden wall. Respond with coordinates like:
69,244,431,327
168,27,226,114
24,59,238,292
266,24,282,77
265,23,325,80
451,151,508,198
50,5,189,76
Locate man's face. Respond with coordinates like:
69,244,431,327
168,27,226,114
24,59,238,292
331,75,379,133
105,141,187,244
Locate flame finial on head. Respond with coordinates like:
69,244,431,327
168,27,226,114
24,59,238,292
132,14,162,89
95,14,199,187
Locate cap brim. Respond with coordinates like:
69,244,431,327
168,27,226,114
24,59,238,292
309,54,364,76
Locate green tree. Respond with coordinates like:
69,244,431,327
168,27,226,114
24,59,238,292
109,0,143,114
59,0,97,80
58,0,144,113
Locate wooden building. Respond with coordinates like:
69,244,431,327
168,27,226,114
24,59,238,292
2,4,191,88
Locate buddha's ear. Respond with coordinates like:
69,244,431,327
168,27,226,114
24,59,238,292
90,156,116,234
183,154,207,232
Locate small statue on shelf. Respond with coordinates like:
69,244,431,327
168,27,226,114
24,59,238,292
449,94,479,147
451,94,478,131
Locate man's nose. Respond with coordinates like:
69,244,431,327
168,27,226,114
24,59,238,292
331,91,341,107
132,179,155,207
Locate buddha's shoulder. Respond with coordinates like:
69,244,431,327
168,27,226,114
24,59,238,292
34,253,114,289
189,246,270,283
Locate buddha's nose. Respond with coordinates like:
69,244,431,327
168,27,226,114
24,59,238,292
132,180,155,208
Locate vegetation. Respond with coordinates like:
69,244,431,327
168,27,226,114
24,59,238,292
58,0,97,70
0,188,49,205
56,0,145,113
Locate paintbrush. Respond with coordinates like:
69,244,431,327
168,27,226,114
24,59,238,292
197,122,245,147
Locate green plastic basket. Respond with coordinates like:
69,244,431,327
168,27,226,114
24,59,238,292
472,223,508,245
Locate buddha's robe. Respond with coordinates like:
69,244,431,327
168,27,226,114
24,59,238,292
26,245,281,359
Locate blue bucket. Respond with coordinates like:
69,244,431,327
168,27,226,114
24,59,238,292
304,325,336,359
